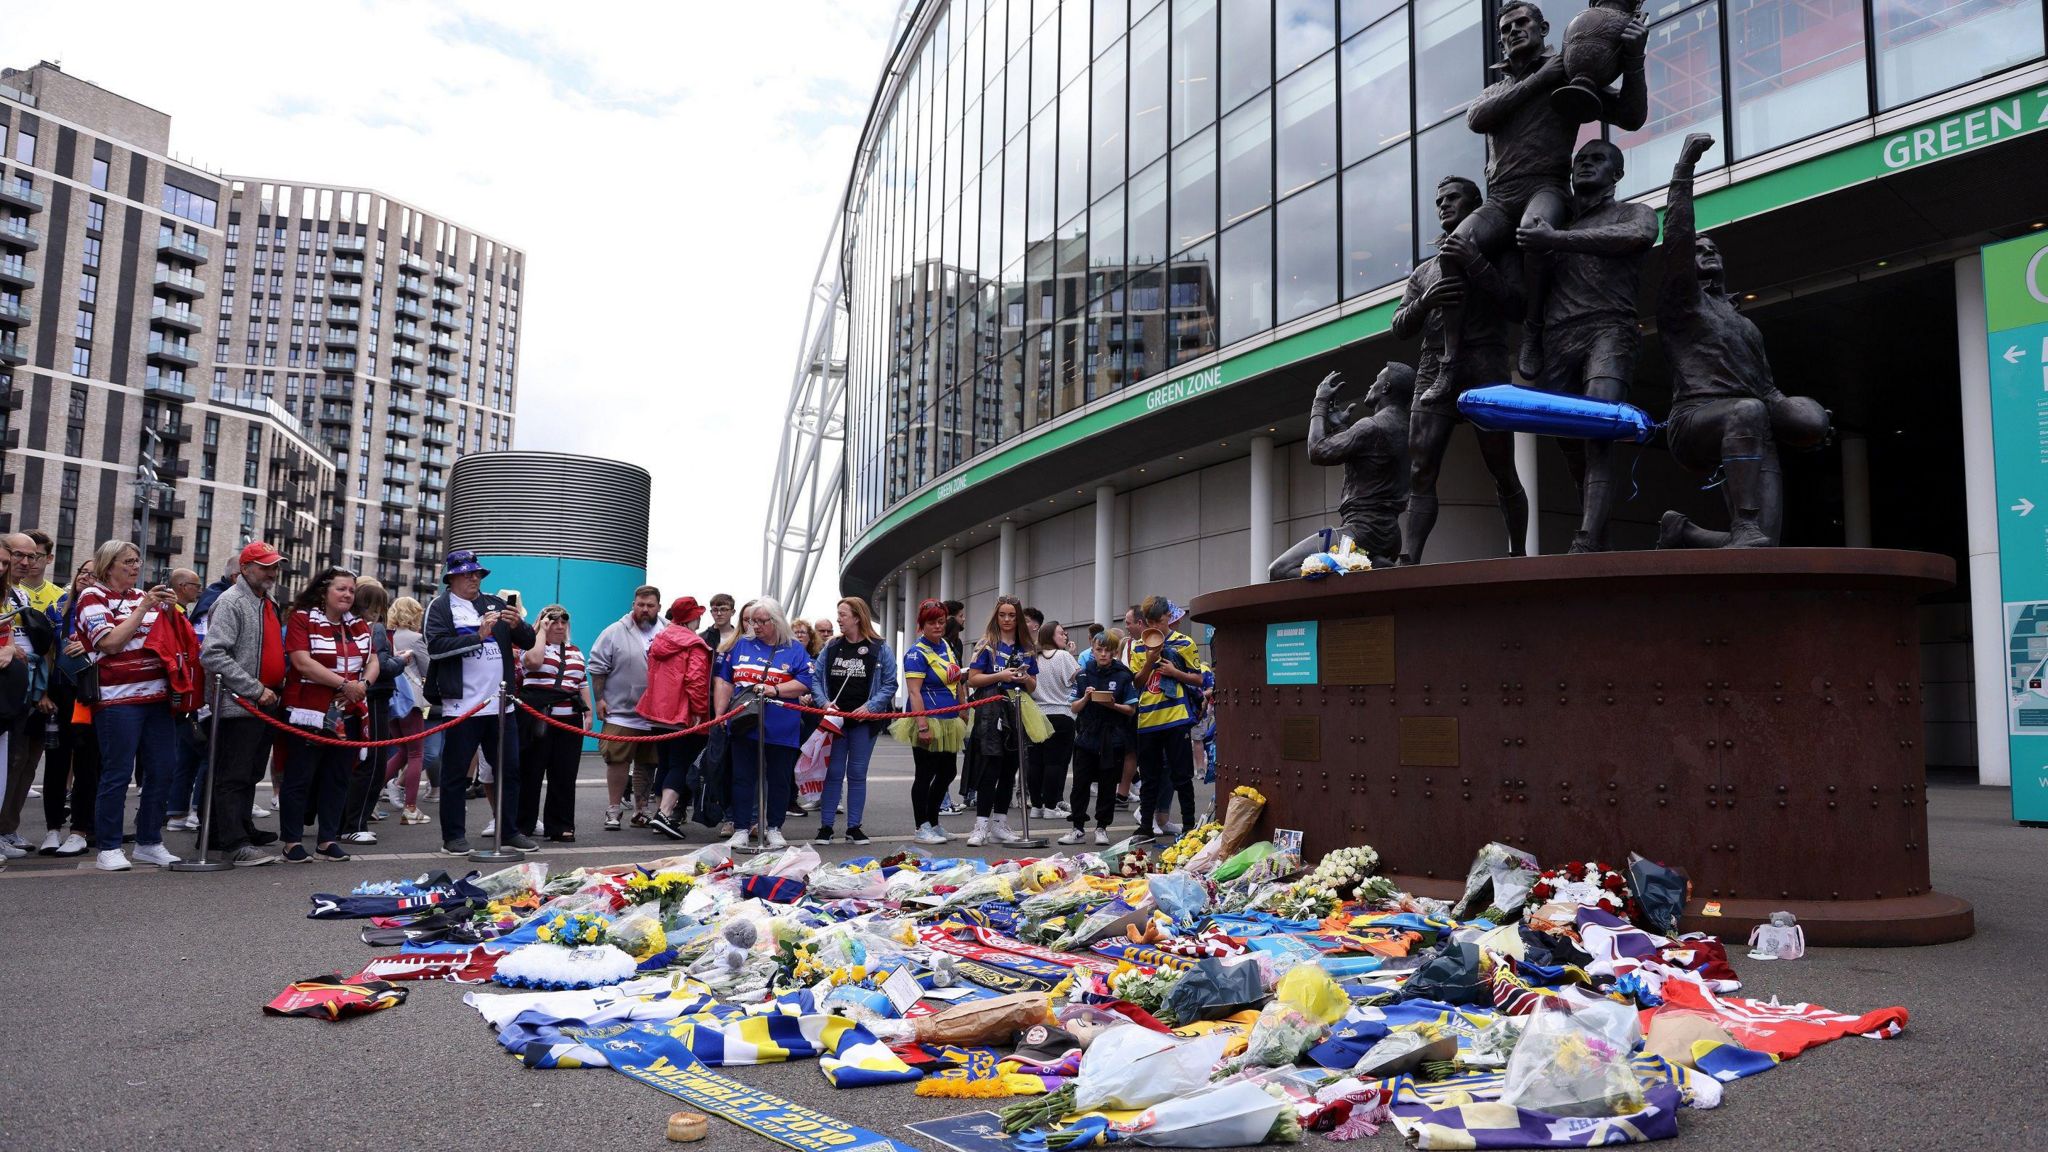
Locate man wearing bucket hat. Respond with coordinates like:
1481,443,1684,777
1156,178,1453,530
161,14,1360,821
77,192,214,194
423,549,536,854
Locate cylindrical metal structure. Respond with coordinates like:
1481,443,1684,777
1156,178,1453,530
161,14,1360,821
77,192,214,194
449,451,652,751
1094,486,1116,629
1248,436,1274,586
998,523,1017,597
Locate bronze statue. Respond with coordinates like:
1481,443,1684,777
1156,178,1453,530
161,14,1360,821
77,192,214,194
1518,138,1658,553
1450,0,1646,377
1553,0,1647,122
1656,133,1832,549
1395,176,1529,564
1268,365,1415,578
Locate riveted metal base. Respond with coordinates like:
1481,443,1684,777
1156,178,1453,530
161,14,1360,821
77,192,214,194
1192,549,1975,946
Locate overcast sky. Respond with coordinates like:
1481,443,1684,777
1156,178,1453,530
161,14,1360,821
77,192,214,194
8,0,891,620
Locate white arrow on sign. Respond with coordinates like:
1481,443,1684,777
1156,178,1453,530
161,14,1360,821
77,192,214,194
2010,345,2028,364
2016,498,2037,516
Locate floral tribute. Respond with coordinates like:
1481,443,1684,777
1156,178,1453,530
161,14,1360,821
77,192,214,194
1527,859,1635,919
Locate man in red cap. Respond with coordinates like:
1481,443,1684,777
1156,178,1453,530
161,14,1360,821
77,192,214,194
195,541,290,866
640,596,712,839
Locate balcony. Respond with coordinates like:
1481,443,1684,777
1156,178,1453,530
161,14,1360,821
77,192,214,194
328,282,362,300
378,520,407,538
158,421,194,444
423,405,451,425
322,327,356,348
400,252,429,276
0,220,38,250
0,299,28,327
319,379,355,399
385,442,415,463
158,458,192,479
322,352,358,372
395,299,426,322
425,377,455,400
0,337,22,367
325,304,361,324
422,426,452,448
415,521,443,542
420,471,446,492
429,331,457,354
331,234,367,254
329,257,365,279
388,394,419,418
150,302,202,332
318,406,353,425
417,495,445,514
397,277,425,297
0,183,44,212
152,269,207,297
143,372,196,402
391,367,419,386
393,322,423,340
431,287,460,307
156,234,211,264
145,336,201,367
434,264,464,286
390,343,422,366
380,490,409,509
429,308,458,331
144,534,185,557
0,427,17,449
420,449,449,468
0,258,33,289
427,356,461,376
141,498,189,520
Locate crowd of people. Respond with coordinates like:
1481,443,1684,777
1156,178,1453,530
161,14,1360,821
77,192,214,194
0,532,1217,872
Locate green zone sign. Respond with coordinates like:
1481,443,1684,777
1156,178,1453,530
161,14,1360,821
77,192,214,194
1879,87,2048,172
1981,230,2048,824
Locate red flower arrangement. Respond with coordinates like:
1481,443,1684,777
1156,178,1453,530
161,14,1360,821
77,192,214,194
1527,859,1637,919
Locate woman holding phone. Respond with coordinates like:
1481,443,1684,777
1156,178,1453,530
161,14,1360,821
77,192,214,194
75,542,181,871
963,595,1037,846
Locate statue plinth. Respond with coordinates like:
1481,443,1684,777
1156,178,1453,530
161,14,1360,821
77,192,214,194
1191,549,1974,946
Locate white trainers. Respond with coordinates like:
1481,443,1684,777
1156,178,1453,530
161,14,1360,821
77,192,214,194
992,816,1025,845
96,849,133,872
726,829,753,849
1094,828,1110,845
55,833,88,857
966,818,990,847
172,814,201,832
38,829,63,855
765,828,788,850
912,824,941,845
1057,828,1086,845
251,803,272,818
342,831,378,845
0,839,24,859
480,819,496,837
1,832,27,848
132,843,182,867
1162,820,1184,837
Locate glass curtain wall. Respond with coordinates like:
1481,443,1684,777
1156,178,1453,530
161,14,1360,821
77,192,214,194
844,0,2048,537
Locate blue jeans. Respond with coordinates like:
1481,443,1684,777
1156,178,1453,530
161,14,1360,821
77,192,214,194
820,722,878,829
437,711,518,843
423,728,445,789
94,702,177,851
727,734,797,832
167,718,207,815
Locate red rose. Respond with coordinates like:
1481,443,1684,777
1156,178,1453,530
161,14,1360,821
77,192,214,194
1567,861,1585,874
1602,874,1626,892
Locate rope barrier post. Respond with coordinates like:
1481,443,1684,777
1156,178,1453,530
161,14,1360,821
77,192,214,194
733,689,773,855
470,679,524,864
170,680,232,873
1007,690,1047,849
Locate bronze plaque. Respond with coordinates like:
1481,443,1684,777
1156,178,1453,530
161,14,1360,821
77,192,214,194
1398,716,1459,766
1323,617,1395,684
1280,716,1321,762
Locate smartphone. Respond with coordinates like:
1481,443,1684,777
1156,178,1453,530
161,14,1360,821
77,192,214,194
499,589,522,609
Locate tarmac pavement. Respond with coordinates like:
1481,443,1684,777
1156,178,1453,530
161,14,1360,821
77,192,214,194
0,746,2040,1151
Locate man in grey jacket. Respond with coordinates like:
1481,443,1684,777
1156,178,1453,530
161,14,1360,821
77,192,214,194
587,584,663,830
195,541,287,866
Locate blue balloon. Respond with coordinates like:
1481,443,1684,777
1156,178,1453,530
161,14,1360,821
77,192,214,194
1456,384,1657,443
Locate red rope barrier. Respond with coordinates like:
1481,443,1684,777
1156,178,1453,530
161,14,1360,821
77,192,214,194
771,696,999,721
511,698,748,742
229,693,495,748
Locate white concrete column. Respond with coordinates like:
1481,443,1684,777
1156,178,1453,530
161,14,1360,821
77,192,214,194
1515,432,1541,556
1094,484,1116,628
899,574,916,705
938,546,957,604
998,522,1017,597
1840,434,1872,548
1249,435,1275,583
1956,253,2009,788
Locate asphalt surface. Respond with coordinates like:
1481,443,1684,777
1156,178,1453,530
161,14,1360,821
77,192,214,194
0,748,2040,1152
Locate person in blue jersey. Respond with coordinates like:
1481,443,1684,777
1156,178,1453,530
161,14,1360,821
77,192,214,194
1126,595,1208,842
711,597,815,850
963,595,1038,846
1060,631,1137,845
890,599,967,845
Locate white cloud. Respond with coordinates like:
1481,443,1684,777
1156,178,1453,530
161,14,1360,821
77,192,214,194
8,0,891,619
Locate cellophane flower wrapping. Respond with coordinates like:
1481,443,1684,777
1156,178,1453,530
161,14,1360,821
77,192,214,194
1217,787,1268,856
1499,1000,1647,1118
1074,1025,1231,1112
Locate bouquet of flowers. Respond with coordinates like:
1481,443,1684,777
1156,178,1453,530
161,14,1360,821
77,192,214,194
1527,859,1635,919
1159,822,1224,870
1261,880,1339,923
1110,963,1182,1015
622,869,697,915
1305,845,1380,899
1217,786,1269,856
534,911,611,948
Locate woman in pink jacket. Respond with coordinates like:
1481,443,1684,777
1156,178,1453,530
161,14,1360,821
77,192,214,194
641,596,712,840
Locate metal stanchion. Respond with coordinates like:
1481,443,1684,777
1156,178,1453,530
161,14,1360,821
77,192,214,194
170,681,232,872
733,689,773,855
470,680,524,863
1008,691,1047,849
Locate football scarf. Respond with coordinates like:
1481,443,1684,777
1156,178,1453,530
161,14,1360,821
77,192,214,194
966,926,1122,975
916,927,1076,991
351,946,502,985
264,974,407,1021
1395,1081,1683,1149
568,1011,921,1089
308,881,487,919
599,1046,924,1152
1654,981,1908,1059
912,1044,1075,1098
1088,939,1195,971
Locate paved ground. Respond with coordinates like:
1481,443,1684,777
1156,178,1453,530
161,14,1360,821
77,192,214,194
1,748,2040,1151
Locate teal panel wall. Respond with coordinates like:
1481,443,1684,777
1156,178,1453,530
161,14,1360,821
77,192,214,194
476,554,649,751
